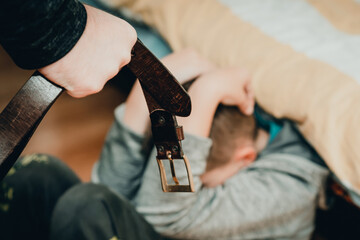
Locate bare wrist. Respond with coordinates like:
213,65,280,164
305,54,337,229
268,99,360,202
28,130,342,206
179,78,220,137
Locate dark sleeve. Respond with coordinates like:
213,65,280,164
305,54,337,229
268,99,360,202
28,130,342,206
0,0,87,69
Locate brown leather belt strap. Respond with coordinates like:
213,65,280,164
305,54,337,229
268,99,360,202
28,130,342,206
127,40,194,192
127,40,191,117
0,73,63,179
0,39,194,192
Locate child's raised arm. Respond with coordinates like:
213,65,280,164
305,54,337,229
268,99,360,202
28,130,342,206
93,49,215,198
178,67,254,137
123,49,214,135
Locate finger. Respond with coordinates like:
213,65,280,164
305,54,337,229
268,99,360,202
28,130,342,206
237,97,252,115
238,101,253,115
236,84,253,115
245,80,254,99
244,81,255,115
244,97,255,115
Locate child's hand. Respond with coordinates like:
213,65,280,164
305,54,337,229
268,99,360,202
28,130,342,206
178,67,254,137
199,68,255,116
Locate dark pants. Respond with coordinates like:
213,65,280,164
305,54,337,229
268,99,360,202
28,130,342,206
0,154,163,240
0,154,80,240
51,183,163,240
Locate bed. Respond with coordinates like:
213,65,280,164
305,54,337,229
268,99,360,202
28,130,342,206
95,0,360,205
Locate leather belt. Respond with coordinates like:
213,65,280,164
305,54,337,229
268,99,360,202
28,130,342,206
0,39,194,192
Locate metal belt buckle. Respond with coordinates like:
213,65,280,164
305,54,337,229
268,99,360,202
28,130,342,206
150,110,194,192
157,154,194,192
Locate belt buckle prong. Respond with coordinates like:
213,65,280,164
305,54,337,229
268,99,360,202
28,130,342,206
150,109,194,192
157,154,194,192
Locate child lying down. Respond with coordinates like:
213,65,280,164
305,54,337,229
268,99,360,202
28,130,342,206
52,50,329,240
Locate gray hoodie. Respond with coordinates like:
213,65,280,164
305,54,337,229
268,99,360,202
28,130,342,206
93,104,329,240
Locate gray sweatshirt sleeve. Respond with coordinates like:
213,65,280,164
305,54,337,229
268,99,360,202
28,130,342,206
135,150,329,239
92,104,150,200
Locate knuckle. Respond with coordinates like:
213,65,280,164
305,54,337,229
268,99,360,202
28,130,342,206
115,22,137,69
64,76,107,98
119,20,137,45
128,26,137,45
68,89,86,98
75,83,104,97
108,65,120,79
88,83,103,95
119,52,131,68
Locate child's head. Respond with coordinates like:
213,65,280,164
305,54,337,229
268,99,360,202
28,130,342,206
182,79,265,187
207,105,258,171
201,105,264,187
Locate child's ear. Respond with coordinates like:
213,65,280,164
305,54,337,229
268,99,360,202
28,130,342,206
201,146,257,188
232,146,257,165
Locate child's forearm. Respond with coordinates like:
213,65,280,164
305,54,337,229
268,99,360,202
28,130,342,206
177,77,221,138
123,49,215,135
177,67,254,138
123,80,149,135
161,49,214,82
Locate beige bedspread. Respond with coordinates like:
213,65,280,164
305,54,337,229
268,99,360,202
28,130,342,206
102,0,360,195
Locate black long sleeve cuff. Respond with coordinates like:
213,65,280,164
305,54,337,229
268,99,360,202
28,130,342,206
0,0,87,69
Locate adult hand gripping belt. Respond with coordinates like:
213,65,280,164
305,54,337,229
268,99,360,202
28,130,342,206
0,39,195,192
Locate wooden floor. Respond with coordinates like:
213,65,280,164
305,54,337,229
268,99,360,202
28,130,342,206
0,47,126,181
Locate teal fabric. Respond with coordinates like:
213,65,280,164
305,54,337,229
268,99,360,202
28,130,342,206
255,110,283,143
134,26,172,58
